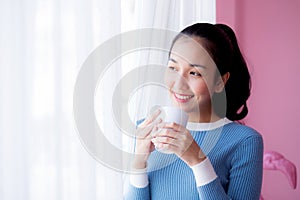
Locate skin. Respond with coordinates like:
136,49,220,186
132,36,230,169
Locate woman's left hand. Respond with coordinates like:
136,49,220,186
151,122,206,166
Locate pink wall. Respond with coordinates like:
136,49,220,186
217,0,300,199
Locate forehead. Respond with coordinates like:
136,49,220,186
170,37,216,68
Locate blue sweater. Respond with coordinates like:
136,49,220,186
124,121,264,200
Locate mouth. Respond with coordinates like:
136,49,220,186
173,92,194,103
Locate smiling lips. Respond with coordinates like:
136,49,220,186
173,92,194,103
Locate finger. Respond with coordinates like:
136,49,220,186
137,118,162,138
153,140,192,157
140,109,161,127
151,136,177,145
153,142,178,153
152,128,177,139
157,122,185,132
136,125,153,139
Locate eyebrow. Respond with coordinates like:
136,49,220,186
169,58,206,69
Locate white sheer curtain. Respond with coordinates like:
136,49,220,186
0,0,123,199
0,0,215,200
127,0,216,128
134,0,215,30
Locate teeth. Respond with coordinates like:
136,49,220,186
175,93,193,100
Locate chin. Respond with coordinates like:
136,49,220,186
171,99,199,114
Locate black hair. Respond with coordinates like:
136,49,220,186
170,23,251,121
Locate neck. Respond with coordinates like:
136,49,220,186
188,105,221,123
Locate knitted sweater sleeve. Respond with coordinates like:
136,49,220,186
124,119,151,200
197,134,264,200
124,184,150,200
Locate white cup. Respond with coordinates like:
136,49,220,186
153,106,189,154
159,106,189,127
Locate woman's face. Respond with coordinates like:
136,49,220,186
165,36,221,121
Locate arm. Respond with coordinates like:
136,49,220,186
195,135,264,200
226,135,264,199
153,122,263,199
124,110,162,200
124,162,150,200
124,172,151,200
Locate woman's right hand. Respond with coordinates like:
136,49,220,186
132,109,162,169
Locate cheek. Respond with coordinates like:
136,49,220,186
164,70,179,89
164,73,173,88
190,79,210,96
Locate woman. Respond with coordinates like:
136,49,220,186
124,23,263,200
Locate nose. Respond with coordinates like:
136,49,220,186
172,71,189,90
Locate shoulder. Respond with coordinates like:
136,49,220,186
224,122,264,165
219,122,263,152
224,121,262,139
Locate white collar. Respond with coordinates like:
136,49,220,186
186,118,232,131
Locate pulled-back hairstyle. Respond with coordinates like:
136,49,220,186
170,23,251,121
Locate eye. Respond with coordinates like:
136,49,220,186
190,71,202,77
168,66,177,71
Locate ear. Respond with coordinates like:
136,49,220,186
214,72,230,93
